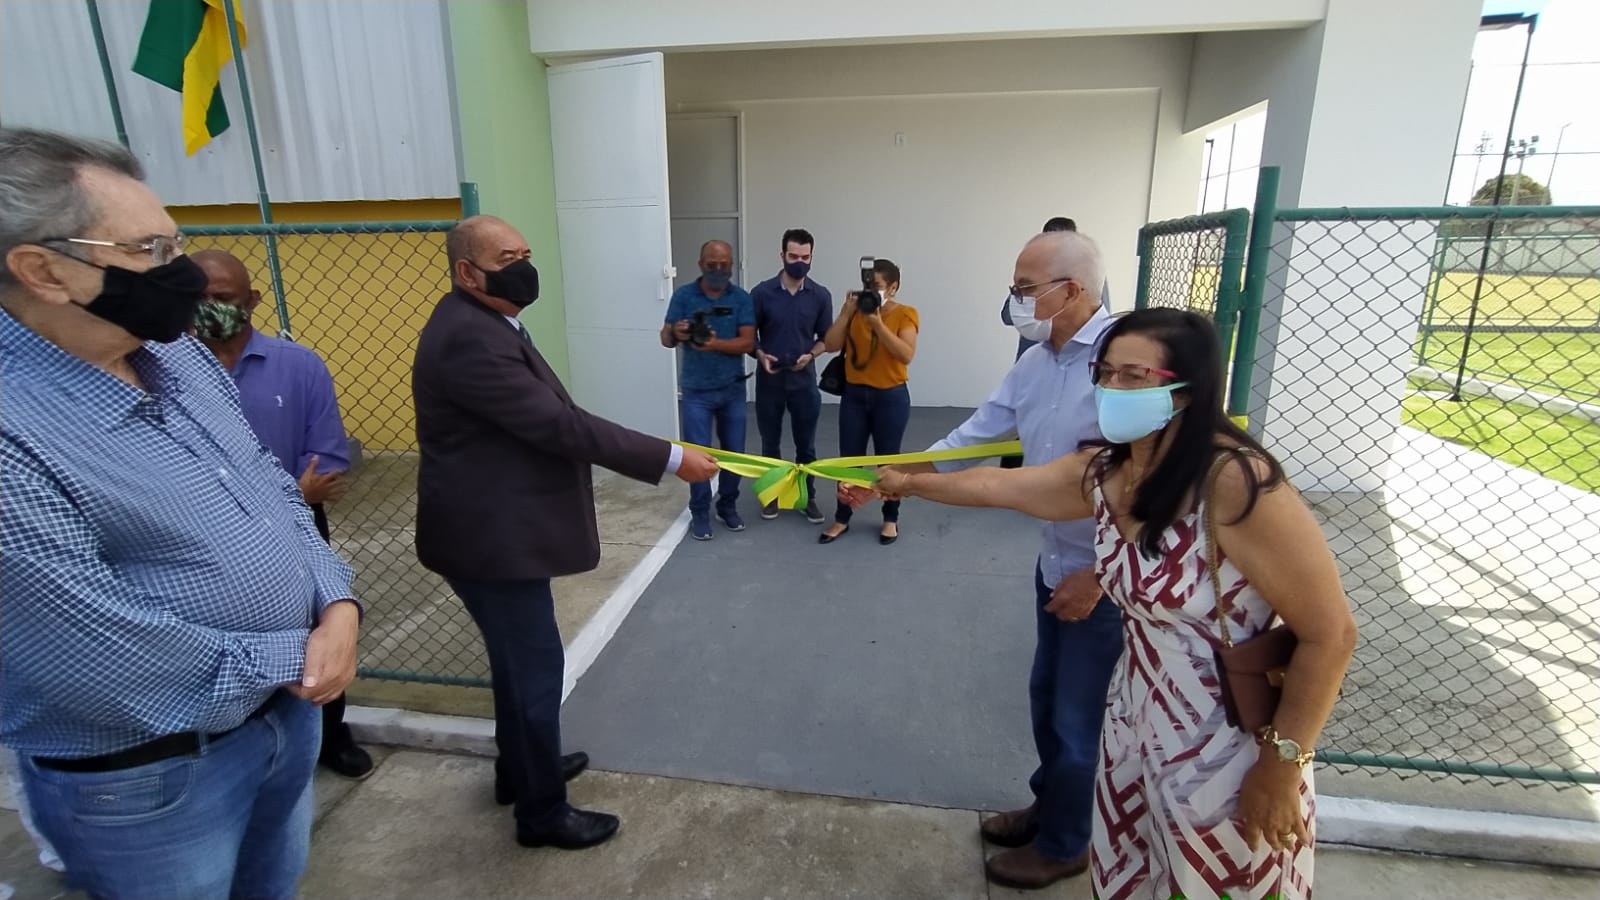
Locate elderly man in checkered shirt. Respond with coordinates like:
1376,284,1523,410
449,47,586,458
0,128,361,899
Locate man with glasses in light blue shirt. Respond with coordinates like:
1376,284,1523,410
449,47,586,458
861,230,1118,891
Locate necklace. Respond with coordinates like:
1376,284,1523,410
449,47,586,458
1120,461,1145,519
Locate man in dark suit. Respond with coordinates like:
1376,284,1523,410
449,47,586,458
412,215,718,851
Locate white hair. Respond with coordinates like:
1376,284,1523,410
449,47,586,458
1026,230,1104,303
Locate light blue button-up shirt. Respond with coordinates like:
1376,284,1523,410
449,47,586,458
0,310,357,758
927,307,1113,587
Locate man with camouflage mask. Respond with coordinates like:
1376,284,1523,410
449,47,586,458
192,248,371,780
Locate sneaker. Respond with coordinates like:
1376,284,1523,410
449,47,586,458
717,504,746,532
761,501,780,520
690,511,713,541
802,500,825,524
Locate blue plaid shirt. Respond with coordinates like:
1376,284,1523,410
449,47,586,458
0,310,357,759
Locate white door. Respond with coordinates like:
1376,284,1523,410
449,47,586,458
547,52,678,440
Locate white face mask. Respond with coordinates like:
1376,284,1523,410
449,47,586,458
1009,281,1068,343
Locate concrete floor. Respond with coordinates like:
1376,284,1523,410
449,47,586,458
11,751,1592,899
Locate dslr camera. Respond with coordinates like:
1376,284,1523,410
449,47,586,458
689,305,733,347
855,256,881,315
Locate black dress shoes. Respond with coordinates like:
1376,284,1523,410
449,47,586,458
515,806,620,850
495,752,591,805
318,744,374,780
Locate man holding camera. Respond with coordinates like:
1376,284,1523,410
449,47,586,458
751,228,833,523
660,240,756,540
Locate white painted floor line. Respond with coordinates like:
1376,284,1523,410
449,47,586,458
560,509,690,703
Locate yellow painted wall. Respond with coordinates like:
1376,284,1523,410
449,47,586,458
174,200,460,452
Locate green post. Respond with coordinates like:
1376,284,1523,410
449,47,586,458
220,0,293,338
84,0,130,149
460,181,481,218
1212,208,1251,403
1231,166,1280,419
1134,228,1153,310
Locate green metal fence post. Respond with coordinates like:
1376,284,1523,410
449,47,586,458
220,0,293,338
460,181,481,218
1134,228,1154,310
84,0,130,149
1212,208,1251,410
1230,166,1280,420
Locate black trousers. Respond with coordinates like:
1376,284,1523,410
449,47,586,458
311,503,356,755
448,576,569,829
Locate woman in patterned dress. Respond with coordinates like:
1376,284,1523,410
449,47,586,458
877,309,1357,900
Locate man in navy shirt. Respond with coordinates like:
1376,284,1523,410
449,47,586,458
192,249,373,780
750,228,833,523
660,240,756,540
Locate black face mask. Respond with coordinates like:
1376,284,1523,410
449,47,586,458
473,258,540,308
73,255,208,343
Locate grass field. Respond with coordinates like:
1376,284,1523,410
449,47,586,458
1408,275,1599,493
1415,330,1600,405
1401,392,1600,494
1425,270,1600,327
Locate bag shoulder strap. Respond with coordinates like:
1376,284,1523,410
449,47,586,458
845,311,878,370
1203,451,1236,648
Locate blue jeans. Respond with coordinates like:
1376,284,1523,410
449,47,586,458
21,690,318,899
679,382,747,515
450,576,570,831
833,382,910,524
754,374,821,503
1028,563,1123,860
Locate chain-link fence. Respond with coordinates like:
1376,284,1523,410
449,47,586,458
185,221,491,688
1139,171,1600,787
1135,208,1252,418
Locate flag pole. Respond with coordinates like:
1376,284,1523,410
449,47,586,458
84,0,130,149
220,0,292,339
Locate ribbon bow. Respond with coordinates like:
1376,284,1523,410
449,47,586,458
674,441,1025,511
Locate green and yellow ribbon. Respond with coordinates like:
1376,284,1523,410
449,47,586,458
674,441,1024,511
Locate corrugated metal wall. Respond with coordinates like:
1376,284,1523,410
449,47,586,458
0,0,460,206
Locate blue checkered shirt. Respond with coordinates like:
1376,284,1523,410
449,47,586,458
0,310,357,758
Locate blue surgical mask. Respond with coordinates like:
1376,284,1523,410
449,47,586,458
701,269,732,291
1095,383,1189,444
783,260,810,280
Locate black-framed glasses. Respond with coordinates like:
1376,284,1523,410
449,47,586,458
40,234,186,266
1006,277,1072,303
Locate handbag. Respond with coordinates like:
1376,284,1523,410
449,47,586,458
819,355,845,396
1203,453,1298,734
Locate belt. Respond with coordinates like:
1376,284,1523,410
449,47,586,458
34,698,275,774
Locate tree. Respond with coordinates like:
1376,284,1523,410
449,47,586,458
1471,173,1552,206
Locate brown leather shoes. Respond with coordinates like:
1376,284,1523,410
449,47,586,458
984,843,1090,890
979,803,1039,848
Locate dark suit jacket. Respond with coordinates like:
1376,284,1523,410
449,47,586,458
412,290,671,580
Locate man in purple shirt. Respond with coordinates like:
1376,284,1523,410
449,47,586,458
191,249,372,780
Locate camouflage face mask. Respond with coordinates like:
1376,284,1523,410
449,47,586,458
193,301,249,342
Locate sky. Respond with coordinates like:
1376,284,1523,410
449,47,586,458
1444,0,1599,205
1201,0,1598,211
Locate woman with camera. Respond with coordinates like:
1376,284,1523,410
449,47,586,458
872,308,1356,900
818,259,919,545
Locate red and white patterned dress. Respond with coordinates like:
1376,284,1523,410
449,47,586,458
1088,479,1314,900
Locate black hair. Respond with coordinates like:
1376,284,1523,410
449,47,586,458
1042,217,1077,233
1081,308,1285,558
872,258,900,289
781,228,815,252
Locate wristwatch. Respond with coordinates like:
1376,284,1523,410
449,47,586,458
1256,725,1315,768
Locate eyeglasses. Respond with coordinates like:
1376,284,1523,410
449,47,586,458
41,234,186,266
1088,361,1178,387
1006,277,1072,303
